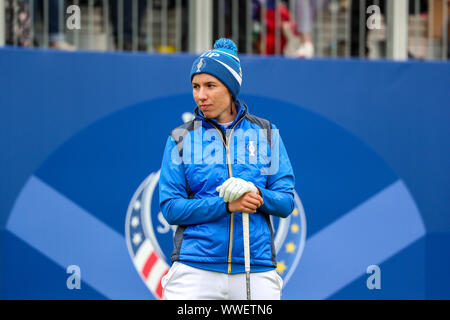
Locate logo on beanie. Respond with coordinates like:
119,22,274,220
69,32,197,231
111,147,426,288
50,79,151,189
196,58,205,72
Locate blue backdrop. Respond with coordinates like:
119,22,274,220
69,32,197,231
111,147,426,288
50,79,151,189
0,47,449,299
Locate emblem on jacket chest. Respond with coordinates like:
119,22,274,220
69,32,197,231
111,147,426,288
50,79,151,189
248,141,256,156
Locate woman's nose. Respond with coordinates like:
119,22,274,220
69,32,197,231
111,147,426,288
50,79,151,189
198,87,207,100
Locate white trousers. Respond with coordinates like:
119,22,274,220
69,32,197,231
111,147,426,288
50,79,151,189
161,262,284,300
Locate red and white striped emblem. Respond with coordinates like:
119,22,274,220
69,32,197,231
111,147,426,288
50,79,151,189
133,239,169,299
126,170,172,300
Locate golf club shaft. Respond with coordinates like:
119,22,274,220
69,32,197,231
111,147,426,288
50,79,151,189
242,212,251,300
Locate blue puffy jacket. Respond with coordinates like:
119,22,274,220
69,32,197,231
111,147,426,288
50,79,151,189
159,100,295,274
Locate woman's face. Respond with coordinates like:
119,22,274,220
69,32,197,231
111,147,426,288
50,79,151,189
192,73,233,123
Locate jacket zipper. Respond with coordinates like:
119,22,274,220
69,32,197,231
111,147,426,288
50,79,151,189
208,116,245,274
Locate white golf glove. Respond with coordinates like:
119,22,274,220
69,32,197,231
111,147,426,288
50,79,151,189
216,177,258,203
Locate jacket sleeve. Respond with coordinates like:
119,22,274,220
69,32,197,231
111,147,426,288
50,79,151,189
159,135,229,226
257,124,295,218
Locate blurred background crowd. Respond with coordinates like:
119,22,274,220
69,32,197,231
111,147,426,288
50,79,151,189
1,0,449,60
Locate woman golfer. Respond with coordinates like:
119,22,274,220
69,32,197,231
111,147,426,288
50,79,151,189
159,38,295,300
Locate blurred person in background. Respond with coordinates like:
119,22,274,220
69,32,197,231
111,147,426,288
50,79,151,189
109,0,147,51
34,0,75,50
5,0,75,50
351,0,431,59
47,0,75,50
292,0,331,58
4,0,32,47
253,0,294,55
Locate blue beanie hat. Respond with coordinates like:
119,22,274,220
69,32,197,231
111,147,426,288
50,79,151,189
190,38,242,100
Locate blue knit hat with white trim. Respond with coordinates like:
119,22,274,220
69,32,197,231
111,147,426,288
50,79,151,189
190,38,242,100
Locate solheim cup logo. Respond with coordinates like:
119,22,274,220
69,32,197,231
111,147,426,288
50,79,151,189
125,174,307,300
125,170,170,299
125,171,170,299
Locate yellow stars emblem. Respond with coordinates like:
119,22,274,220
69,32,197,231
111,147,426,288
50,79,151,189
275,206,303,277
292,208,298,216
285,242,296,253
276,261,287,275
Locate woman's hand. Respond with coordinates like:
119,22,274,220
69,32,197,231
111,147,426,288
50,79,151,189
228,192,264,213
216,177,258,203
